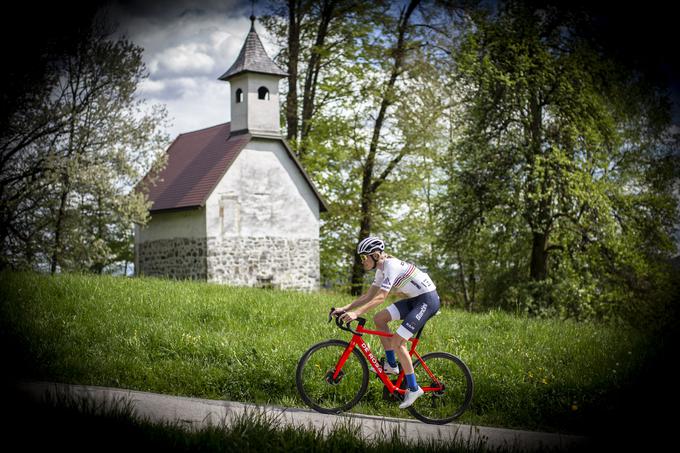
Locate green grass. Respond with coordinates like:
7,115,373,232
0,271,665,435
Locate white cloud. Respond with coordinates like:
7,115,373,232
137,78,166,96
103,1,266,137
150,44,215,77
160,81,232,137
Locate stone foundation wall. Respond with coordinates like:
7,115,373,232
136,236,320,291
137,238,207,280
207,236,320,291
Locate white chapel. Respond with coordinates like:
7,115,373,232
134,16,327,291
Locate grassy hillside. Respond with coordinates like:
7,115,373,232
0,271,664,434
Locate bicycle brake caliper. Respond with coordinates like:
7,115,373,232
325,368,344,385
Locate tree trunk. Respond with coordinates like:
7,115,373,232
285,0,301,142
347,0,420,295
457,252,470,310
50,180,69,274
298,0,336,159
469,258,477,311
530,231,548,281
526,87,550,283
350,193,373,295
51,64,80,275
0,216,8,270
92,192,105,274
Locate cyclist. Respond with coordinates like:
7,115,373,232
332,236,441,409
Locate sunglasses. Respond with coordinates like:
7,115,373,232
360,254,372,262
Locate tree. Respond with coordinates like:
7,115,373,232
264,0,379,159
264,0,470,294
0,14,168,273
439,0,679,319
0,5,100,270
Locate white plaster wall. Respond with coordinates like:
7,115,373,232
229,74,248,133
229,73,282,135
247,75,281,135
136,208,206,242
205,138,319,240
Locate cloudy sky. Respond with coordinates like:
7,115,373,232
101,0,278,139
99,0,679,140
10,0,674,140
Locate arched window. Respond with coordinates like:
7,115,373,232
235,88,244,103
258,86,270,100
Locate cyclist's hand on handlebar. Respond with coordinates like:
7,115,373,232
339,311,358,323
330,307,346,318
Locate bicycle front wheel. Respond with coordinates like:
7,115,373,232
296,339,369,414
407,352,474,424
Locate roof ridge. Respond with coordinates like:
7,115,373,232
138,127,327,214
178,122,230,136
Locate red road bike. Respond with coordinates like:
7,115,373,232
295,309,473,424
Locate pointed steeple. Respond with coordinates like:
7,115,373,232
218,16,288,81
219,15,287,137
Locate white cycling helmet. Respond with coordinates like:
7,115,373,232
357,236,385,255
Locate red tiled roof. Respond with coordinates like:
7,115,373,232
136,123,327,213
137,123,248,212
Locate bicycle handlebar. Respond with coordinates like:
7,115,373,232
329,308,366,335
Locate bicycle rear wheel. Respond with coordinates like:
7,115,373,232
407,351,474,424
296,339,369,414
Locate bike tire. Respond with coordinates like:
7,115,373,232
407,351,474,424
296,339,369,414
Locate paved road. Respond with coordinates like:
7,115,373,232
17,381,589,451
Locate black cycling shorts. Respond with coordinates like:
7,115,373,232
386,290,441,339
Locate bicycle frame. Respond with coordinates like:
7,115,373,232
331,323,443,396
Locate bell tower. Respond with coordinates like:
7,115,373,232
218,16,288,137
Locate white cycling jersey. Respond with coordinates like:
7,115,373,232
371,257,436,298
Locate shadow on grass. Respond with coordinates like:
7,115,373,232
586,322,679,451
4,385,505,453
